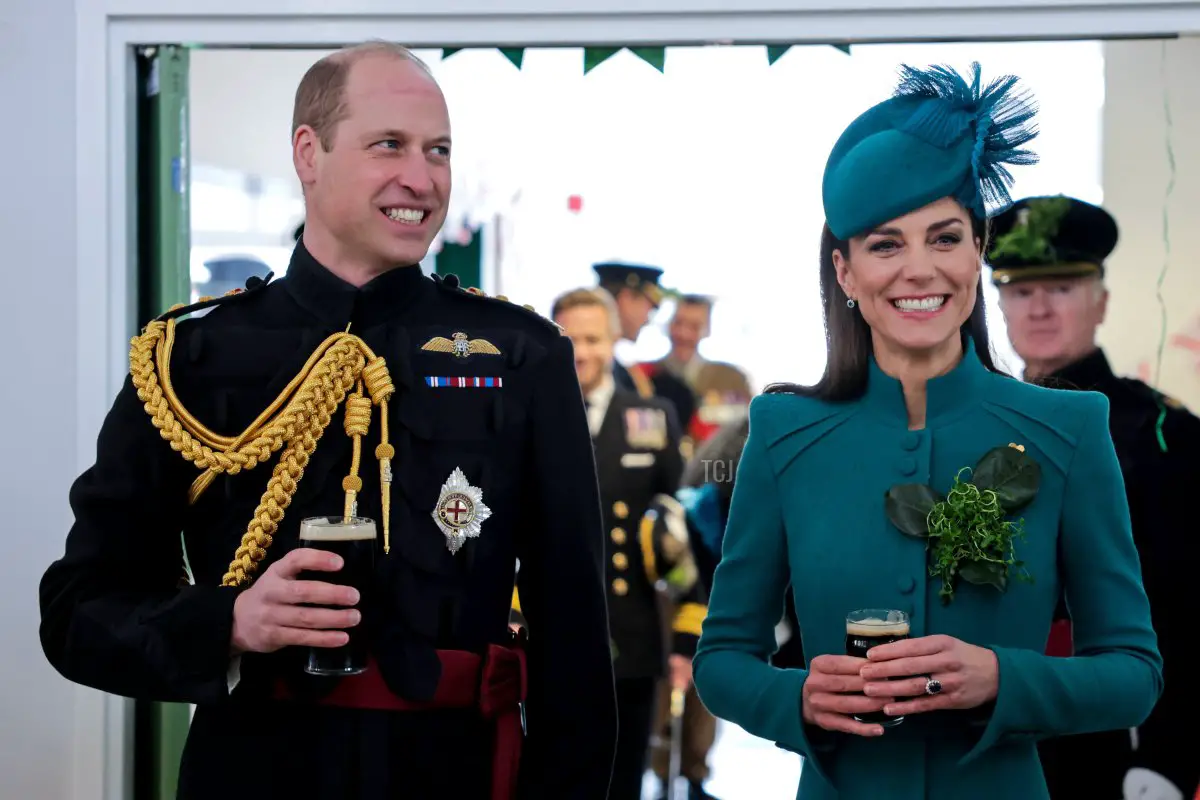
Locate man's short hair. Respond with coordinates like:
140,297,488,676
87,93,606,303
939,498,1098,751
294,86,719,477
292,41,434,151
676,294,714,313
551,288,621,339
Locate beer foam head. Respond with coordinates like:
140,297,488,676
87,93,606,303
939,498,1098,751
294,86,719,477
846,609,909,637
846,619,910,637
298,516,377,541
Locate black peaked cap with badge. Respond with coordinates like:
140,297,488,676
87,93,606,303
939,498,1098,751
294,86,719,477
593,261,667,307
987,195,1119,286
38,240,619,799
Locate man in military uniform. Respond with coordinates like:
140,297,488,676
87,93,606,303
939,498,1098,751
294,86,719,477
644,296,751,800
39,42,617,800
593,262,697,433
549,287,706,800
992,194,1200,800
650,294,752,446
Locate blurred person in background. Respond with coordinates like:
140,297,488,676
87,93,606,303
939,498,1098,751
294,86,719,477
534,286,706,800
992,195,1200,800
648,294,753,449
595,262,698,437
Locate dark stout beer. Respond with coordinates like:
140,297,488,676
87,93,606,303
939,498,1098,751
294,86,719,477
845,609,910,727
298,516,377,676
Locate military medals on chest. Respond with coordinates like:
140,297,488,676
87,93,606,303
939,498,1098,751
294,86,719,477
624,407,668,450
432,466,492,553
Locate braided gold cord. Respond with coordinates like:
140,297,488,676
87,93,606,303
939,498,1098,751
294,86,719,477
129,307,396,587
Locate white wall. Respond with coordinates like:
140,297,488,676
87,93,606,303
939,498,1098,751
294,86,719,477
191,49,332,188
0,1,85,799
1101,36,1200,411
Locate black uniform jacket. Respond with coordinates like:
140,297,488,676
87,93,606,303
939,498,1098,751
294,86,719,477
592,387,696,680
1039,348,1200,767
38,243,618,799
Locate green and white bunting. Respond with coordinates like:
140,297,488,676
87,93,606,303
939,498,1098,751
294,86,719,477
440,43,851,72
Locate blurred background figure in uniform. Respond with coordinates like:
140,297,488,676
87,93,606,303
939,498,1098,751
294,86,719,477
648,294,753,447
513,287,706,800
992,194,1200,800
641,294,751,800
595,262,697,437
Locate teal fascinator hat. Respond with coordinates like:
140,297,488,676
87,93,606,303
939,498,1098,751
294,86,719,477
822,62,1040,241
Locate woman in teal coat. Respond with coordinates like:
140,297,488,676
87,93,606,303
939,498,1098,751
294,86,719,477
692,63,1162,800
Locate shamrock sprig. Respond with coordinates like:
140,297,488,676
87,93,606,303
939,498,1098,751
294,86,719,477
885,444,1041,603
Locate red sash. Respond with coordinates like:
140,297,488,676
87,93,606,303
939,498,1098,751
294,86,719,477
1045,619,1073,657
273,644,527,800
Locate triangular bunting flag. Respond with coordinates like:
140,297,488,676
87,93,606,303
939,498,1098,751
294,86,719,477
831,43,852,55
441,48,462,60
767,45,791,65
584,46,621,74
500,47,525,69
629,46,666,72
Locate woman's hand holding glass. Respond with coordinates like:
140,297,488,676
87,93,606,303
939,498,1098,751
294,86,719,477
801,654,889,737
860,634,1000,717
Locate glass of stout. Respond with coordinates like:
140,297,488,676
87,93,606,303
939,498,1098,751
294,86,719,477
845,608,910,728
298,515,377,676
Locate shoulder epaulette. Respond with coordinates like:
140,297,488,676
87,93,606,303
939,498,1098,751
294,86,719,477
431,272,564,334
1156,389,1187,412
154,272,275,323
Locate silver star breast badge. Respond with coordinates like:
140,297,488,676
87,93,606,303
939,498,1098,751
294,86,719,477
432,467,492,554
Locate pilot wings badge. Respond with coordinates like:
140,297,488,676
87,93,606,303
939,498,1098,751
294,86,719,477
432,467,492,554
420,331,502,360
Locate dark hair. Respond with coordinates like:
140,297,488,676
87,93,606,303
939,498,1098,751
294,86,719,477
767,212,1005,400
678,294,714,309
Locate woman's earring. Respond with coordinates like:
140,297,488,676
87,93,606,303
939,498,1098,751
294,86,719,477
846,298,856,309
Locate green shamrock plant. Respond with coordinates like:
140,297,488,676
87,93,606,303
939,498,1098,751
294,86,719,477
885,444,1040,603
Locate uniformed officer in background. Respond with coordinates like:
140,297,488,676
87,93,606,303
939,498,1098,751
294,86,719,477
594,262,697,434
643,294,752,800
548,286,706,800
991,194,1200,800
648,293,753,446
40,41,617,800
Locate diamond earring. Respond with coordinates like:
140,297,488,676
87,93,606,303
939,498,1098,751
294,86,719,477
846,298,856,309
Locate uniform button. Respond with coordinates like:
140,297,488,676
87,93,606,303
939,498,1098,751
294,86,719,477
612,578,629,596
611,527,627,545
901,432,921,451
899,457,917,476
613,501,629,520
612,553,629,570
897,575,916,594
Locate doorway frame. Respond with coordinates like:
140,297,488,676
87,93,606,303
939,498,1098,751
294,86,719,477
75,2,1200,798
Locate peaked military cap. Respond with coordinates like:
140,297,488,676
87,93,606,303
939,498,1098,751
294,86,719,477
987,195,1118,285
593,261,666,307
822,62,1039,240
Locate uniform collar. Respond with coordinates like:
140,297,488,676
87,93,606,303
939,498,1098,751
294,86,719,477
1041,347,1113,392
282,240,432,330
862,335,989,428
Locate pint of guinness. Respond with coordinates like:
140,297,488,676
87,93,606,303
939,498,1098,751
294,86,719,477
298,516,377,676
846,608,910,727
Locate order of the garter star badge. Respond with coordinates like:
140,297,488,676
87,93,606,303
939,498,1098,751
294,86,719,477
432,467,492,553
